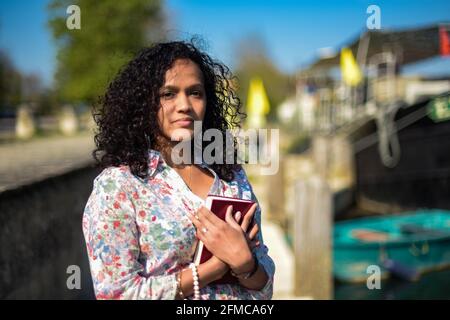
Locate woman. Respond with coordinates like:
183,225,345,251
82,40,275,300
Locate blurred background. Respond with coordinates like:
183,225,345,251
1,0,450,299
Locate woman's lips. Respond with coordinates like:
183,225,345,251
174,119,193,127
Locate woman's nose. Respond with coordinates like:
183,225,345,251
176,93,191,111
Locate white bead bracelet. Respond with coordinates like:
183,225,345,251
189,263,201,300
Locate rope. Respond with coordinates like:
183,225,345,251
375,105,401,168
353,103,429,156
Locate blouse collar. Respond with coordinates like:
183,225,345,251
147,149,221,196
148,149,163,177
148,149,217,177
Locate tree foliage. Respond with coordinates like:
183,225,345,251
48,0,166,104
234,34,295,123
0,51,22,113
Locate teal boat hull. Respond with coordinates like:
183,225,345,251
333,210,450,283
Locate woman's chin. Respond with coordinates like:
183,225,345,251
170,128,194,142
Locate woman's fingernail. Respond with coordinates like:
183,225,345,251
235,211,241,220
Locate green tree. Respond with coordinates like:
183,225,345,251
0,50,22,113
48,0,166,104
234,34,295,123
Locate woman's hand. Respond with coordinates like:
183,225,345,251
187,204,258,273
233,203,260,249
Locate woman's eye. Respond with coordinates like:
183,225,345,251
190,91,202,97
162,92,174,99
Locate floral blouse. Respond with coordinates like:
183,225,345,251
82,149,275,300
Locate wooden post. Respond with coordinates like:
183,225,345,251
266,157,286,227
312,136,330,180
294,176,333,299
329,135,355,186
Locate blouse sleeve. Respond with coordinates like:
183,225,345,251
82,167,177,300
200,167,276,300
240,195,276,300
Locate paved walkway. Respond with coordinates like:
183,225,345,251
0,133,95,192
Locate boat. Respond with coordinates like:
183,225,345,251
333,210,450,283
288,23,450,285
293,23,450,216
351,93,450,212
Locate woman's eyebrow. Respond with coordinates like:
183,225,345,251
160,85,177,91
160,84,204,91
187,83,204,89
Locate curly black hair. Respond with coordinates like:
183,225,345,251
93,40,245,182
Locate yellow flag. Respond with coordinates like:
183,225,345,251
246,77,270,128
340,48,362,86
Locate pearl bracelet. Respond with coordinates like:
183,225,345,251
189,263,200,300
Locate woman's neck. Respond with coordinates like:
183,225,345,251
154,137,194,169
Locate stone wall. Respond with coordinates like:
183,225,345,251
0,165,101,299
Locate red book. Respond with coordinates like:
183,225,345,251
193,195,256,285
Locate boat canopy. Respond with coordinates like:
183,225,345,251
305,23,450,73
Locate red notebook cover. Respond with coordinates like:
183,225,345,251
193,195,256,285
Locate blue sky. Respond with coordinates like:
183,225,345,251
1,0,449,87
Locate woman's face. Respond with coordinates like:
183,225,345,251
157,58,207,143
